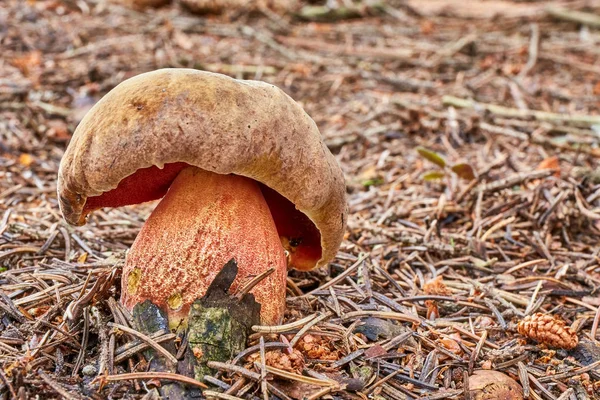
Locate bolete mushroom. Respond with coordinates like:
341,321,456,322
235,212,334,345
58,69,347,329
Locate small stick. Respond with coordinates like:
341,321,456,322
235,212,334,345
547,7,600,28
234,268,274,300
203,391,244,400
207,361,261,381
96,372,208,389
518,23,540,78
452,326,499,350
305,385,339,400
464,370,470,400
0,209,11,236
477,170,555,196
341,311,420,325
363,368,403,395
289,311,332,348
468,330,487,374
257,363,337,387
114,333,176,364
524,281,544,315
479,122,529,140
556,389,575,400
442,95,600,126
224,378,246,396
590,306,600,340
480,216,516,242
0,291,25,323
259,337,268,400
0,369,17,399
252,313,317,333
38,370,83,400
108,322,177,365
71,308,89,376
203,376,231,391
517,362,531,399
298,253,369,297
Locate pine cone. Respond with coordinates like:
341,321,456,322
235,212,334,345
517,313,578,350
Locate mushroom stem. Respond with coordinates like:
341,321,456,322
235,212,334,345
121,167,287,328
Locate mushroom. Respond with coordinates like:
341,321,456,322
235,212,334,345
468,370,524,400
58,69,347,329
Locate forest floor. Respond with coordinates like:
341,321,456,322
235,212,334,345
1,0,600,399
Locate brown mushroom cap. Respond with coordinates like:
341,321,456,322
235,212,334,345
468,370,524,400
58,68,347,270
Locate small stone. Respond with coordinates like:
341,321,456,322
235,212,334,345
469,370,524,400
82,365,97,377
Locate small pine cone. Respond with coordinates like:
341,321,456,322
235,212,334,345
517,313,578,350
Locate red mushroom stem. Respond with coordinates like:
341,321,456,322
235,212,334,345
121,166,287,328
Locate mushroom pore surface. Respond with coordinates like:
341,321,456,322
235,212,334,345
83,162,322,271
122,166,287,326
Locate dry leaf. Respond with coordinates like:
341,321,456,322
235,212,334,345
423,275,451,296
536,156,560,177
451,163,476,181
438,337,463,355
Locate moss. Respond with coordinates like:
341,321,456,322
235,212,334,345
187,301,248,380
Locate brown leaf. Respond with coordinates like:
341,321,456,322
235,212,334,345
438,337,462,355
536,156,560,177
451,163,476,181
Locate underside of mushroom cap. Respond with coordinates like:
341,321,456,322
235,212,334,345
58,68,347,270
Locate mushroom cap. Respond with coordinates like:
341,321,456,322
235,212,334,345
58,68,347,270
468,370,524,400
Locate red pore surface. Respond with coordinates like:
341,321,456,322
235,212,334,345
84,163,322,270
122,167,287,325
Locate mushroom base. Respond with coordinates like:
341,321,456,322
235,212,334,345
121,166,287,328
131,259,260,384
